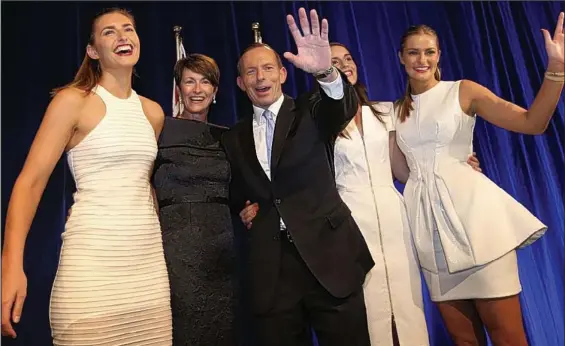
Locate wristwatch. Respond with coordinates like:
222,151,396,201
313,66,335,80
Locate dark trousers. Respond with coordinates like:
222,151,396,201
254,232,371,346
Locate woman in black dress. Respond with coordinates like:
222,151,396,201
152,54,245,345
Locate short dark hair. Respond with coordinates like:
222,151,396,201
174,54,220,88
237,43,283,76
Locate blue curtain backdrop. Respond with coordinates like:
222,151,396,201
1,1,563,345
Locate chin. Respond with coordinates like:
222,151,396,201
117,60,138,68
410,73,432,82
254,96,273,107
187,107,207,114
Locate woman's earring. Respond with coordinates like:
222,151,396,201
213,95,217,104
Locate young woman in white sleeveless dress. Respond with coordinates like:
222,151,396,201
1,9,172,345
393,16,563,345
329,43,429,346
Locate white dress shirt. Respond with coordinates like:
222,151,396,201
251,74,345,230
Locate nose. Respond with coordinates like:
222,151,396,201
194,82,201,93
117,30,128,42
417,53,426,64
256,69,265,81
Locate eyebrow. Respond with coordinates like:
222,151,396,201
332,54,351,59
101,23,134,31
406,47,436,50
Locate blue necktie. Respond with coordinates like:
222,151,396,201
262,109,275,166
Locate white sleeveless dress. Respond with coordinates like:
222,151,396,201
49,85,172,345
334,104,429,346
394,81,547,301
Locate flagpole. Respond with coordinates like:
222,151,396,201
174,26,182,60
172,26,183,117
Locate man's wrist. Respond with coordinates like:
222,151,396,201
313,66,335,80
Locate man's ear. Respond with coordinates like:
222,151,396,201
279,66,288,84
236,76,246,92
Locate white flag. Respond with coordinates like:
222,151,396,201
172,40,187,117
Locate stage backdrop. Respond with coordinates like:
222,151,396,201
1,1,563,345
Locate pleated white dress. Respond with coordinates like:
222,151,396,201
394,81,547,301
49,85,172,345
334,104,429,346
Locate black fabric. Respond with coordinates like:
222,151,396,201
152,117,247,346
254,237,371,346
222,72,374,344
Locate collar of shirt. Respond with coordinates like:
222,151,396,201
252,94,285,125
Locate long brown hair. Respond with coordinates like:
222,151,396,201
394,25,441,123
51,8,136,97
329,42,385,138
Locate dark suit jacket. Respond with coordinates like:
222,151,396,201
221,72,375,314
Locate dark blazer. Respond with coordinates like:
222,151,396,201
221,71,374,314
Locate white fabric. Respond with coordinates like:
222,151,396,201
51,85,172,345
172,40,187,117
334,103,429,346
394,80,546,299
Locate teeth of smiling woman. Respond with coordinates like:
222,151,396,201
115,45,132,53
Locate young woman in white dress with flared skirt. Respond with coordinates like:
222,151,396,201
392,14,563,345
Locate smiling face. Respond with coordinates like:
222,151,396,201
179,68,217,115
398,31,441,85
86,11,140,70
237,46,287,108
330,44,358,85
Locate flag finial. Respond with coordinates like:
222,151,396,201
251,22,262,43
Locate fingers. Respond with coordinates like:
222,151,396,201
554,12,564,38
298,7,311,36
286,14,302,43
239,201,259,229
12,293,25,324
310,9,320,37
1,297,16,338
320,18,329,41
283,51,299,65
243,204,259,222
542,28,552,44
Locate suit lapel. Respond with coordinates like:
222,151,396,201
271,95,296,176
237,116,271,190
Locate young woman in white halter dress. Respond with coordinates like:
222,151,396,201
1,9,172,345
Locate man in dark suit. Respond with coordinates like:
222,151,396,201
222,8,374,346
